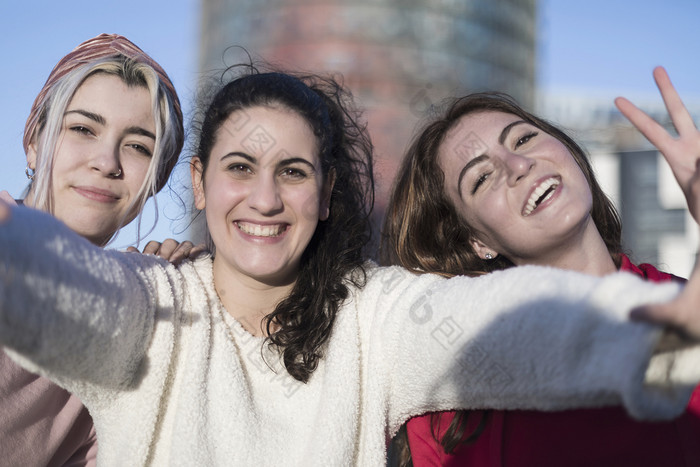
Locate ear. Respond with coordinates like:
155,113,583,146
26,142,37,169
470,236,498,261
191,157,206,210
319,168,336,221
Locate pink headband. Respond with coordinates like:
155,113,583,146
23,33,184,190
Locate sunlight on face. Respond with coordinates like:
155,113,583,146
28,73,155,246
439,111,594,265
192,105,331,286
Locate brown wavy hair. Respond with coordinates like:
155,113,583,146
192,68,374,383
382,92,622,463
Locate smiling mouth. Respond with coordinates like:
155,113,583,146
523,177,560,216
73,186,120,203
236,221,286,237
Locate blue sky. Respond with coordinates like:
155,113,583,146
1,0,698,248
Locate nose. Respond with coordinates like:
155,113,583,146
89,139,122,178
504,152,534,186
247,174,283,215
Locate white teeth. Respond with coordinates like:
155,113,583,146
523,177,559,216
237,222,284,237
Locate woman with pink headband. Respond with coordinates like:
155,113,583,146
0,33,184,465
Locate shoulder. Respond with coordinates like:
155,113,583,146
359,263,445,299
619,254,686,284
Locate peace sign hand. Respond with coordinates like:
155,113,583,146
615,66,700,223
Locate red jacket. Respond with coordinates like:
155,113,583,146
406,256,700,466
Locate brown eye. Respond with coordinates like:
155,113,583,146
472,172,491,194
70,125,94,136
128,144,152,157
228,163,253,175
280,167,307,180
515,132,537,148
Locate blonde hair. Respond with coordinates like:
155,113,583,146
26,56,182,244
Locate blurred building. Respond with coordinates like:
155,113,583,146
195,0,696,275
538,94,700,277
196,0,538,251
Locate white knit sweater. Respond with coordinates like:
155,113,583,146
1,207,699,466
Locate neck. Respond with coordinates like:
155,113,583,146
515,218,617,277
23,190,35,208
539,241,616,276
212,257,295,337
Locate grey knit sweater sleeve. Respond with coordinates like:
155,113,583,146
0,205,166,392
353,265,700,437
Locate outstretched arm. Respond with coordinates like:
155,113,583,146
615,66,700,222
364,265,700,433
0,204,164,390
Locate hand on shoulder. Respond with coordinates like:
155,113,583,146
126,239,208,265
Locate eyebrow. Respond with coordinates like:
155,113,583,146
279,156,317,171
65,109,105,125
455,120,528,199
498,120,527,144
65,109,156,140
125,126,156,140
457,154,488,200
221,151,255,163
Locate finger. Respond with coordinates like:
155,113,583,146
0,198,11,224
636,264,700,340
653,66,697,136
615,97,674,153
155,238,181,260
167,241,195,265
688,164,700,222
126,246,139,253
630,299,700,341
189,243,209,259
0,191,17,205
142,240,164,256
630,302,677,327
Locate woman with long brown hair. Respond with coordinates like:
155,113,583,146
383,67,700,466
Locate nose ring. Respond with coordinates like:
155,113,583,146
110,169,122,178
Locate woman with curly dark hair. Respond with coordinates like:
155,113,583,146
1,66,700,465
383,67,700,466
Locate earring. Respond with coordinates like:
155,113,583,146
484,253,493,260
25,165,35,181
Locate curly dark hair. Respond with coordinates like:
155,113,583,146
382,92,623,462
191,67,374,383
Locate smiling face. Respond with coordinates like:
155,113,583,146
438,110,596,266
26,72,155,246
192,105,332,286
